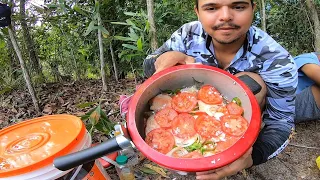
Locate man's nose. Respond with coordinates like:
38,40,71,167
219,6,233,22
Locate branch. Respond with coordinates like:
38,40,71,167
288,143,320,150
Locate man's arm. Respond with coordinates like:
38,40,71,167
253,54,298,165
301,64,320,87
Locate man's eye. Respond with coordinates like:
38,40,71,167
205,7,216,11
233,6,246,10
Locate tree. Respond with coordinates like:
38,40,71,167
20,0,44,80
95,0,108,91
109,39,119,82
8,25,40,113
259,0,267,32
146,0,158,51
306,0,320,51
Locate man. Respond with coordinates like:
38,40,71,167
0,3,11,28
294,52,320,123
143,0,298,179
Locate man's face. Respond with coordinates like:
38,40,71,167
195,0,255,45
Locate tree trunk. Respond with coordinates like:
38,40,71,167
146,0,158,51
306,0,320,51
20,0,43,78
97,11,107,91
110,40,119,82
8,25,40,113
259,0,267,32
6,36,19,79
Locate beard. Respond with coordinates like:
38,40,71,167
212,34,243,45
211,22,245,44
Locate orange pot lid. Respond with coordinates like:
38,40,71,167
0,114,86,177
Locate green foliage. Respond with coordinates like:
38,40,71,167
154,0,196,44
1,0,319,92
112,10,150,76
267,0,315,55
80,104,116,135
0,69,24,95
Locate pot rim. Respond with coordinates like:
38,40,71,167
127,64,261,172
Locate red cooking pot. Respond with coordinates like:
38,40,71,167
54,64,261,173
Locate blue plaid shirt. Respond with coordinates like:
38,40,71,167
143,21,298,165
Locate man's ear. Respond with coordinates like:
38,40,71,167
194,5,200,20
252,2,257,12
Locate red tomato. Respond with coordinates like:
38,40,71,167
216,105,229,114
145,128,175,154
195,114,222,139
191,111,208,116
171,113,197,139
226,102,244,115
171,92,198,113
220,115,249,136
215,135,239,153
182,150,203,159
154,108,178,128
198,85,223,105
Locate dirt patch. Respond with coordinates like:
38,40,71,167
0,79,319,179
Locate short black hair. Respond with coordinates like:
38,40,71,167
195,0,254,9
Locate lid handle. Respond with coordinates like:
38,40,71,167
53,135,132,171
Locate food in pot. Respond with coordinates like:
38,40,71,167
145,84,249,158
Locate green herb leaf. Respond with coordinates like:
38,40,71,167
232,97,242,106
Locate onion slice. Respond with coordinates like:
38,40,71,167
166,147,189,158
174,134,199,147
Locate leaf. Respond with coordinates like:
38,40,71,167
122,44,138,50
124,12,138,16
137,37,143,51
81,107,98,121
76,101,98,108
0,40,6,49
144,164,168,178
97,25,109,35
73,5,88,16
139,167,157,175
125,19,135,26
58,0,67,13
89,108,101,125
114,36,135,42
95,108,115,135
0,87,12,95
110,22,130,26
84,21,97,36
47,4,59,9
128,28,139,41
232,97,242,106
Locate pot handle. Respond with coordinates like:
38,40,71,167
53,135,132,171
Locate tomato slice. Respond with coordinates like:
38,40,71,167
198,85,223,105
171,92,198,113
220,115,248,136
216,105,229,114
171,113,197,139
145,128,175,154
215,135,239,153
195,114,222,139
154,108,178,128
226,102,244,115
181,150,203,159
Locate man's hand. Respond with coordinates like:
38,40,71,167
196,147,253,180
154,51,195,74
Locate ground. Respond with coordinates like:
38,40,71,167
0,79,319,180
